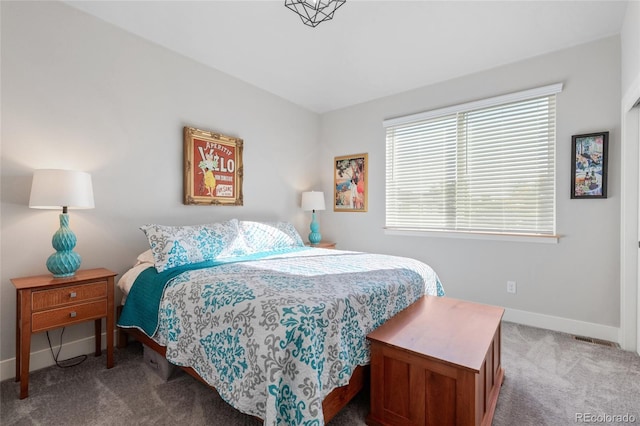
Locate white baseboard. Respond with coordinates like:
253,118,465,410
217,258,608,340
0,332,111,383
504,308,620,344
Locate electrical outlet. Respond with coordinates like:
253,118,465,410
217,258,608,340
507,281,517,294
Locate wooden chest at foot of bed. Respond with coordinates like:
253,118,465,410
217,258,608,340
366,296,504,426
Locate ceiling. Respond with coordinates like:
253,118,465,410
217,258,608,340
65,1,628,114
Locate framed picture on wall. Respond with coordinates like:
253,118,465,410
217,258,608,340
184,126,244,205
334,153,368,212
571,131,608,199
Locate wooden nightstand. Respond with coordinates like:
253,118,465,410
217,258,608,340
305,241,337,249
11,268,117,399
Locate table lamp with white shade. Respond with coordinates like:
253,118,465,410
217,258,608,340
29,169,94,278
301,191,325,245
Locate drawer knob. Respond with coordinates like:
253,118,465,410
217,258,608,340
70,292,77,298
70,311,77,318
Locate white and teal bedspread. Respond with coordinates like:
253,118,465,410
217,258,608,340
120,247,444,426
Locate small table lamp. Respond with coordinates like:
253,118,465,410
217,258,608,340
29,169,95,278
301,191,325,245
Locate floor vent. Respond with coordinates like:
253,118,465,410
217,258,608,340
572,335,619,348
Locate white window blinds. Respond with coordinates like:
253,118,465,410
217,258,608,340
384,84,562,236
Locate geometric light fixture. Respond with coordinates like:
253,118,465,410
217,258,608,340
301,191,326,244
285,0,346,27
29,169,95,278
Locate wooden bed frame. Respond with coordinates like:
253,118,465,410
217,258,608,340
116,307,367,423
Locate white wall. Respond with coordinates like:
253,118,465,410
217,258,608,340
319,37,622,340
0,1,320,368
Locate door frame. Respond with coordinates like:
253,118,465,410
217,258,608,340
620,74,640,353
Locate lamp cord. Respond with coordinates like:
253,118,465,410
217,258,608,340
46,328,87,368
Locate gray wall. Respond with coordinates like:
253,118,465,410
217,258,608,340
0,0,630,373
319,36,622,332
1,1,320,363
622,0,639,96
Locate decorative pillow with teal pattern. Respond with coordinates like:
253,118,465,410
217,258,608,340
141,219,248,272
238,220,304,254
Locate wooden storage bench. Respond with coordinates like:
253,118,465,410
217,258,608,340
366,296,504,426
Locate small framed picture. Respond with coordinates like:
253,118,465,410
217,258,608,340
334,153,367,212
571,131,608,199
183,126,243,205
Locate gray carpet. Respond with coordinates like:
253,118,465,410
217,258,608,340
2,322,639,425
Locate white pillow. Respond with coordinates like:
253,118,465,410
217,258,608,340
238,220,304,254
136,249,155,265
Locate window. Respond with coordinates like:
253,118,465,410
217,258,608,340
384,84,562,237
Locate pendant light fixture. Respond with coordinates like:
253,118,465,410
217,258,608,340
285,0,346,27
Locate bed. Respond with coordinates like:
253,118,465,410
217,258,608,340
117,219,444,426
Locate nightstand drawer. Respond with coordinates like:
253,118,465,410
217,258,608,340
31,300,108,332
32,281,107,311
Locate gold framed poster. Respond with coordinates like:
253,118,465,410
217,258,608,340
183,126,243,205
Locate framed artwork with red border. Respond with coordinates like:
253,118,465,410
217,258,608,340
184,126,243,205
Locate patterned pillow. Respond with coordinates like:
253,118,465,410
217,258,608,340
140,219,247,272
238,220,304,254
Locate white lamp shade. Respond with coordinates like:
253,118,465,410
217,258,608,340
29,169,95,209
301,191,325,211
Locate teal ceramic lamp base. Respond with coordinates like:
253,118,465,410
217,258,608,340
47,213,81,278
308,210,322,244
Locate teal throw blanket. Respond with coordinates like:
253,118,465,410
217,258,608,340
117,248,310,336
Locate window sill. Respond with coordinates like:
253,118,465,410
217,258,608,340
384,228,559,244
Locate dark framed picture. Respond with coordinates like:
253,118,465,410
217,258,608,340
571,131,608,199
334,153,367,212
183,126,243,205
